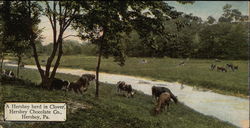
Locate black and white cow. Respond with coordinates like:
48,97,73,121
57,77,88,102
2,69,15,78
50,78,70,91
117,81,135,98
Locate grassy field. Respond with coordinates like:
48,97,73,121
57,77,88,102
0,67,235,128
20,55,248,97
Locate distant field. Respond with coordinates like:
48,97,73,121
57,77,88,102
19,55,248,96
0,68,235,128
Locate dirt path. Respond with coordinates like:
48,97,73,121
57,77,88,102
5,63,249,128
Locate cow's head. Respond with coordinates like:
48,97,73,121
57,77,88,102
62,80,70,91
130,91,135,98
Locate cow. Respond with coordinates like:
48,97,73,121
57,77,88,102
50,78,70,91
151,86,178,104
67,74,95,94
178,61,185,66
226,64,234,71
233,65,238,71
117,81,135,98
210,64,216,71
154,92,171,114
217,66,227,72
2,69,15,78
215,59,221,62
81,74,95,84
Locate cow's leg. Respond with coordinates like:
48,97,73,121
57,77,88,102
166,102,170,112
73,87,78,94
78,88,83,94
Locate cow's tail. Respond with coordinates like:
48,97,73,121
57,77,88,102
169,91,178,104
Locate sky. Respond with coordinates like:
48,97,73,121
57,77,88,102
166,1,248,20
39,1,249,45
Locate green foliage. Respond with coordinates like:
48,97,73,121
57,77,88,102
218,4,248,23
37,40,97,56
198,22,248,59
120,4,248,60
0,1,42,57
207,16,216,24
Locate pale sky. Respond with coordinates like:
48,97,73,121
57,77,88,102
39,1,248,45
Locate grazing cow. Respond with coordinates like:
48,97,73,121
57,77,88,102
210,64,216,70
178,61,185,66
81,74,95,90
81,74,95,83
215,59,221,62
217,66,227,72
226,64,234,71
140,59,148,64
117,81,135,98
67,74,95,94
50,78,70,90
154,92,171,114
2,69,15,78
233,65,238,71
151,86,178,103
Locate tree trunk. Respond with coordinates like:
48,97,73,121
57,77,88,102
17,55,21,78
95,45,103,98
30,37,46,84
28,0,45,87
44,33,64,89
0,53,4,73
44,1,59,86
50,35,63,81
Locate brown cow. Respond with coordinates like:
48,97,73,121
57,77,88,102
67,74,95,94
217,66,227,72
154,92,171,114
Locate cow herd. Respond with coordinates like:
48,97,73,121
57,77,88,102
116,81,178,114
1,69,178,115
210,63,239,72
51,77,178,115
50,74,95,94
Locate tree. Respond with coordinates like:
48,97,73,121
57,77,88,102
0,1,11,73
0,1,38,77
197,4,248,59
10,1,83,88
218,4,248,23
207,16,216,24
28,1,81,88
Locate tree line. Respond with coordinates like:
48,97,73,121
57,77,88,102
37,4,247,60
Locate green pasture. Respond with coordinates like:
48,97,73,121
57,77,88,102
20,55,248,96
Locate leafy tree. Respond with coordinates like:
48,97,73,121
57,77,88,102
198,22,247,59
3,1,82,88
218,4,248,23
0,1,38,77
207,16,216,24
0,1,11,73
